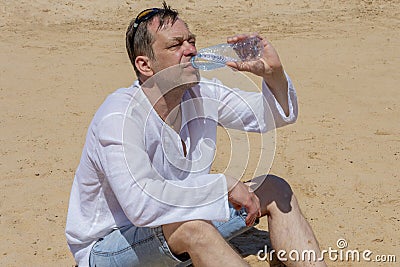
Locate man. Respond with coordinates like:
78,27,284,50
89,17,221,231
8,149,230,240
66,2,326,266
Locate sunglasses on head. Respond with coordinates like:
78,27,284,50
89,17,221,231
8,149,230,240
132,8,161,37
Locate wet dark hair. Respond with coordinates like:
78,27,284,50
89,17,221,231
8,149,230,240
126,1,179,78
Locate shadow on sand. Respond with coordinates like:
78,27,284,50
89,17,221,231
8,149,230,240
230,227,285,266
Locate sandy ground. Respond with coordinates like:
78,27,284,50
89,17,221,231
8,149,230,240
1,0,399,266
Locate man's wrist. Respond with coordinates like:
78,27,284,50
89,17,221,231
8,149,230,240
262,67,287,91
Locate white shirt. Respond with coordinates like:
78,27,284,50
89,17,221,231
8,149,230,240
65,75,298,266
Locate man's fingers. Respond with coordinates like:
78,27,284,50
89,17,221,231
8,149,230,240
226,61,256,72
244,193,261,226
228,181,261,226
245,203,259,225
227,33,253,44
245,212,257,226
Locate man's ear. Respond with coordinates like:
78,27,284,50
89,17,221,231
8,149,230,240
135,56,154,78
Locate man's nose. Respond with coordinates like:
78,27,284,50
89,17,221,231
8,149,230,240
183,41,197,56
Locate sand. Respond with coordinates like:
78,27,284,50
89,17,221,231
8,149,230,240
0,0,399,266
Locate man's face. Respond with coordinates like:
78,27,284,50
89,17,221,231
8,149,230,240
148,17,199,85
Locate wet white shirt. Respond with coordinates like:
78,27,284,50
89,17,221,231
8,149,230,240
65,75,298,266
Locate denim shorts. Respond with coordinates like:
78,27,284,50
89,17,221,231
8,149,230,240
89,205,253,267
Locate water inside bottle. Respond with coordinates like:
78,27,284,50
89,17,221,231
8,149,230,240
191,36,263,70
190,56,225,70
233,37,264,61
190,51,237,69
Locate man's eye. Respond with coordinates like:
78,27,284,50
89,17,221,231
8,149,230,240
170,43,181,48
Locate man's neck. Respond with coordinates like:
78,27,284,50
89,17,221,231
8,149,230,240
142,84,186,123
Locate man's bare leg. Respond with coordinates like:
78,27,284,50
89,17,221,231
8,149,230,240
163,220,249,267
250,175,327,267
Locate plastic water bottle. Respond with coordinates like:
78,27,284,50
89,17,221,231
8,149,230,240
191,36,264,71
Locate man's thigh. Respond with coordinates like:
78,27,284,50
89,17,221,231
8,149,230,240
90,205,253,267
89,225,182,267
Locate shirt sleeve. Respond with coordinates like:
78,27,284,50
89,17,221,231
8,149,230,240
215,72,298,132
94,111,230,227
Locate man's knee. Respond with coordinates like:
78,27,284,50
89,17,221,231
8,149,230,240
269,175,293,200
268,175,295,213
178,220,218,241
254,175,296,215
163,220,219,254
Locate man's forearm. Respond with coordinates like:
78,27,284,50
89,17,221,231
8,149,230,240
263,68,289,116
